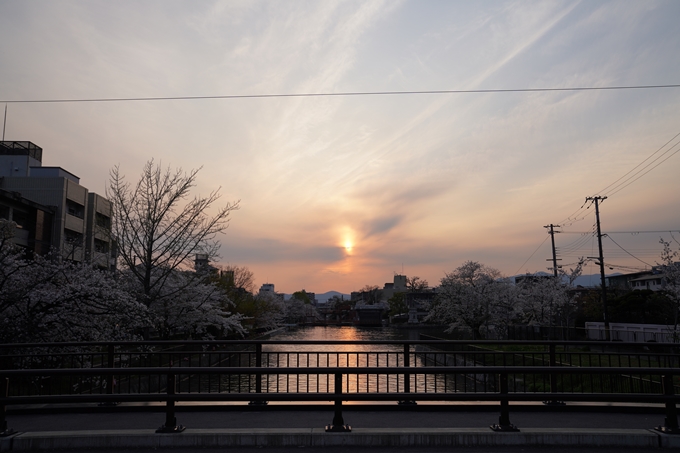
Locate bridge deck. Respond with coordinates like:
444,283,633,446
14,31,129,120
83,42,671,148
3,404,680,450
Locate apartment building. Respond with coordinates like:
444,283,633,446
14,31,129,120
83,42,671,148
0,187,54,256
0,141,115,268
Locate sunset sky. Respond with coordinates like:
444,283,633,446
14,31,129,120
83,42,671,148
1,1,679,294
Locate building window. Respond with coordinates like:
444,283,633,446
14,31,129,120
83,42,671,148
66,200,84,219
0,205,9,220
63,228,83,260
64,228,83,244
11,210,29,229
94,238,109,254
95,212,111,229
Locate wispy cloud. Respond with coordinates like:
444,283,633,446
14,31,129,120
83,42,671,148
1,0,679,292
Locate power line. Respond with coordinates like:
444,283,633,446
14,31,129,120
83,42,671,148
597,130,680,195
605,235,654,268
557,129,680,226
557,235,595,254
603,262,649,272
556,224,596,253
2,84,680,104
513,235,549,276
561,229,680,234
557,199,594,227
606,142,680,197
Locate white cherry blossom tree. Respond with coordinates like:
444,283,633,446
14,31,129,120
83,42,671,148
428,261,518,339
1,220,147,343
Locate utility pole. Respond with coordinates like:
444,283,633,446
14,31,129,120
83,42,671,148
544,224,561,278
586,196,610,340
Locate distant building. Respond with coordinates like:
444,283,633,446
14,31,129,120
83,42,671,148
289,289,316,305
382,274,407,301
220,269,235,285
0,141,115,267
514,274,553,286
259,283,276,294
606,268,666,292
194,253,219,274
259,283,284,301
299,290,316,305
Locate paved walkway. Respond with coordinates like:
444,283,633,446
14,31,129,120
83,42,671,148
3,403,680,450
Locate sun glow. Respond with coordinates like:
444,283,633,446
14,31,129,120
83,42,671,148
339,226,354,255
344,239,353,253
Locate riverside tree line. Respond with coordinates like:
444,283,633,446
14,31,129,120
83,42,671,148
1,161,679,343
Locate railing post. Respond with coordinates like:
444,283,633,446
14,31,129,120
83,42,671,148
490,373,519,432
107,343,115,390
543,343,564,406
655,374,680,434
99,344,118,407
398,342,417,405
326,372,351,432
156,373,185,433
1,377,16,437
249,343,268,406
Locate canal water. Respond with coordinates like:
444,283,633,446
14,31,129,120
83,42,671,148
188,325,487,395
267,325,450,343
256,325,473,394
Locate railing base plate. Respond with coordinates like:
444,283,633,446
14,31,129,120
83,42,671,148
156,425,186,433
655,426,680,435
490,424,520,432
326,424,351,433
542,400,566,406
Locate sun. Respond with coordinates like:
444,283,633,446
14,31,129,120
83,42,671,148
340,226,355,255
344,239,353,253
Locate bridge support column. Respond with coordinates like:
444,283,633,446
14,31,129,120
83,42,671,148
326,373,351,432
490,373,519,432
156,373,185,433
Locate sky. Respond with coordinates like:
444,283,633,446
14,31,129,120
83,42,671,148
1,0,679,294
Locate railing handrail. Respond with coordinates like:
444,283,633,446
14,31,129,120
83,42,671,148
2,339,679,348
3,392,680,404
2,365,680,376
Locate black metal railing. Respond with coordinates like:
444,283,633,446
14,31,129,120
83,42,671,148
3,339,678,394
1,339,679,434
1,365,680,434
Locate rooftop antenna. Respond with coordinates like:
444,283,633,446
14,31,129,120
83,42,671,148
2,104,6,141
